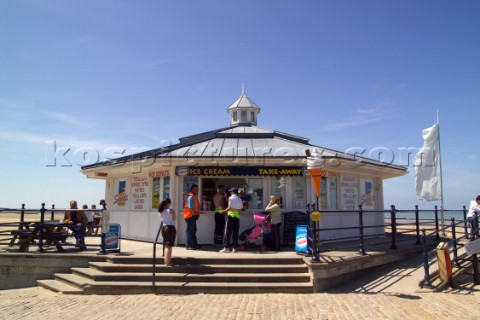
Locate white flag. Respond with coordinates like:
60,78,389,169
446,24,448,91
415,123,442,201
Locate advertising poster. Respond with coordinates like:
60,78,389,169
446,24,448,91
295,225,308,253
113,179,129,210
152,177,161,209
340,175,358,210
149,170,170,209
105,223,121,251
163,176,170,199
360,179,374,209
130,175,150,211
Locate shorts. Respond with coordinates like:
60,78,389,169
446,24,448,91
161,225,177,247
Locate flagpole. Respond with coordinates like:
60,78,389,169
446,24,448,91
437,111,445,233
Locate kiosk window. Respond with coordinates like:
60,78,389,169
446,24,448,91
270,176,286,208
201,178,216,211
245,178,263,209
201,178,246,211
291,176,306,209
321,177,327,209
198,178,266,211
328,177,337,209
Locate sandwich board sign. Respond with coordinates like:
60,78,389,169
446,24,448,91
295,225,308,253
105,223,121,252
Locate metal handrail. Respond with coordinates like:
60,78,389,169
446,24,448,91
152,221,164,292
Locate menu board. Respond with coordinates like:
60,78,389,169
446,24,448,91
130,175,150,211
283,211,308,246
340,175,358,210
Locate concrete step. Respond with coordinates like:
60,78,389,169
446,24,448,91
89,261,308,274
71,267,311,283
38,255,313,294
36,279,84,294
53,273,95,288
107,256,305,265
82,281,313,294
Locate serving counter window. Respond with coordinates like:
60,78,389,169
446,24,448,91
175,166,308,211
200,177,264,211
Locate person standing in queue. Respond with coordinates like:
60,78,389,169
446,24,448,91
184,184,201,250
265,195,282,251
213,185,227,246
158,198,176,266
220,188,243,253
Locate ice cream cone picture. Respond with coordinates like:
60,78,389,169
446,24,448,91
306,168,324,198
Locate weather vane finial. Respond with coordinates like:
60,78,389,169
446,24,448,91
242,82,246,95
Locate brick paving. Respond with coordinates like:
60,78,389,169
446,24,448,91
2,212,480,319
0,286,479,320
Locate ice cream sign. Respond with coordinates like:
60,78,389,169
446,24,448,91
175,166,305,176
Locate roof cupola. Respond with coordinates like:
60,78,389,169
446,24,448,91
227,84,261,126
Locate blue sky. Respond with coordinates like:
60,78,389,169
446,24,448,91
1,1,479,210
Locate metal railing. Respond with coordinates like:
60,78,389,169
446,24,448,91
152,221,165,292
0,203,105,252
304,204,470,263
419,213,479,288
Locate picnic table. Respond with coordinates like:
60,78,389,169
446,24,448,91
11,220,69,252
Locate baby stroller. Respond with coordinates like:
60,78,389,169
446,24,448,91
239,211,273,251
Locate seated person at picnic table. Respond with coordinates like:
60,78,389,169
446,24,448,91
83,204,95,235
91,204,102,235
63,200,88,250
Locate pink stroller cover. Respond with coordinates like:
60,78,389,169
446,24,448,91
248,211,272,240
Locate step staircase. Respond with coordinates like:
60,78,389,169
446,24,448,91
37,255,313,294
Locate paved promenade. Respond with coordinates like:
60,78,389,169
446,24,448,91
1,239,479,320
1,213,479,319
0,285,479,320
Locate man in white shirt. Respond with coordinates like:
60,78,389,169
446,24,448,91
219,188,243,253
467,195,480,238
